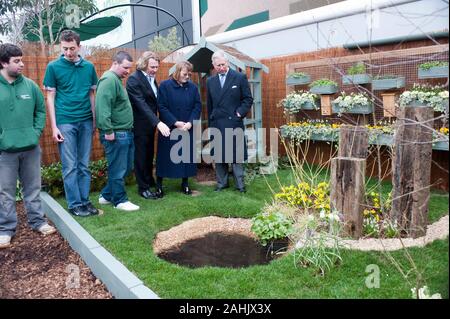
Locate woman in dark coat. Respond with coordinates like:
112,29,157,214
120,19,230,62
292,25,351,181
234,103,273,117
155,61,201,196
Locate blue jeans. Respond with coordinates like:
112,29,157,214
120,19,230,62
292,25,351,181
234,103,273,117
100,131,134,206
0,146,47,236
57,120,94,209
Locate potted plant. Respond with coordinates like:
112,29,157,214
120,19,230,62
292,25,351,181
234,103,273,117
398,84,449,113
332,92,373,115
342,62,371,85
280,120,340,143
286,72,311,85
372,75,405,90
309,79,339,94
367,122,395,146
280,90,319,113
418,61,449,79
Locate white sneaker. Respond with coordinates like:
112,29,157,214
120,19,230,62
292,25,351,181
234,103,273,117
0,235,12,249
37,223,57,235
115,201,140,211
99,195,111,205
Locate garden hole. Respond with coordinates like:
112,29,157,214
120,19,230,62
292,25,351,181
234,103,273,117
152,216,288,269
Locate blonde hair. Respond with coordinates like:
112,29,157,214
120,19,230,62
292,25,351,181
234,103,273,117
172,60,193,81
136,51,160,71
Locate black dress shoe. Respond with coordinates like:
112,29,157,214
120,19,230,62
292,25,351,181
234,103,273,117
140,190,158,199
214,185,229,192
84,202,99,215
182,186,192,195
68,206,90,217
155,187,164,198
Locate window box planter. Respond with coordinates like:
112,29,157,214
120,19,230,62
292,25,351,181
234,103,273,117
309,84,338,95
432,140,449,151
371,133,394,146
300,101,319,110
286,74,311,85
342,74,372,85
310,132,338,142
372,77,405,90
418,66,449,79
332,102,374,114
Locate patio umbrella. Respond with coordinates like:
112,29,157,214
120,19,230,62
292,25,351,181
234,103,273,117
24,16,122,42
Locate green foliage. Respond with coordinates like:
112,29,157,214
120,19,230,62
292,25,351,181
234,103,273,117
251,211,293,246
41,159,114,197
148,27,181,53
309,78,338,87
373,74,399,80
347,62,366,75
419,61,448,70
287,72,308,79
16,180,23,201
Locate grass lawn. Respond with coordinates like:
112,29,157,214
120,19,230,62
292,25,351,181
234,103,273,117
56,169,449,298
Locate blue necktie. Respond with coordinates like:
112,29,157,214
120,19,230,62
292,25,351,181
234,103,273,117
219,74,226,88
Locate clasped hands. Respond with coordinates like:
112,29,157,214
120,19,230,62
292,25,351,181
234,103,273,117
174,121,192,131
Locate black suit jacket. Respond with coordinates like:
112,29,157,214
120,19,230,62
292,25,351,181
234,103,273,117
126,71,160,136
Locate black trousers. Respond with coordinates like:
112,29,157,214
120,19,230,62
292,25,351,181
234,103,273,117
134,131,155,192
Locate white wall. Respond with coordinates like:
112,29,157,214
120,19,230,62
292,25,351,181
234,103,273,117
206,0,449,59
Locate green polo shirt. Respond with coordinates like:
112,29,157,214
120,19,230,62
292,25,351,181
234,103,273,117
43,55,98,124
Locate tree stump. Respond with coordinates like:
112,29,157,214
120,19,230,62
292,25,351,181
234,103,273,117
338,125,369,159
330,125,369,239
330,157,366,238
392,105,434,238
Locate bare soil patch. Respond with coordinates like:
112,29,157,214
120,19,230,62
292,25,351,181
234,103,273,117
0,202,112,299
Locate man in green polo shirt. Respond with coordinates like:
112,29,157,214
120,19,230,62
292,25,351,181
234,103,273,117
43,30,98,217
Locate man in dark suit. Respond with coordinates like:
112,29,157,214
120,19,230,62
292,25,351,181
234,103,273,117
206,50,253,193
126,51,170,199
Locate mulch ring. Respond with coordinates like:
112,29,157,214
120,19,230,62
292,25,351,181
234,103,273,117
0,202,112,299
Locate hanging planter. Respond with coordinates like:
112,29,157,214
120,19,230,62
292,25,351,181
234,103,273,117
286,72,311,85
279,91,319,114
432,140,449,151
372,133,394,146
309,79,339,94
342,74,372,85
332,92,373,115
372,76,405,90
342,62,371,85
398,84,449,113
310,132,338,142
418,61,449,79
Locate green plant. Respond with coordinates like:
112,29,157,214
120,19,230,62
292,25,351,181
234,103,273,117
419,61,448,70
333,91,371,115
89,159,108,191
148,26,181,53
251,211,293,246
373,75,399,80
287,72,308,79
41,162,64,197
16,180,23,201
398,84,449,112
279,90,318,114
309,78,338,87
347,62,366,75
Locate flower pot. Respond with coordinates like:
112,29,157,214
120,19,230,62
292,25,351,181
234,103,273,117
310,84,338,95
372,77,405,90
418,66,449,79
310,132,338,142
300,101,319,110
286,74,311,85
332,102,373,114
372,133,394,146
432,140,449,151
342,74,372,85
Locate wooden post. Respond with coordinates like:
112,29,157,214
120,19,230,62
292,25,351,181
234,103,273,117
330,125,369,238
338,125,369,159
392,104,434,238
330,158,366,238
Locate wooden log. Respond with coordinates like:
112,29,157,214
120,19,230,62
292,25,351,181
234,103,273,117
330,157,366,238
338,125,369,159
392,105,433,238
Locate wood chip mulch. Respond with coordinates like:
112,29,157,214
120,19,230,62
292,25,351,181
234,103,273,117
0,202,112,299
